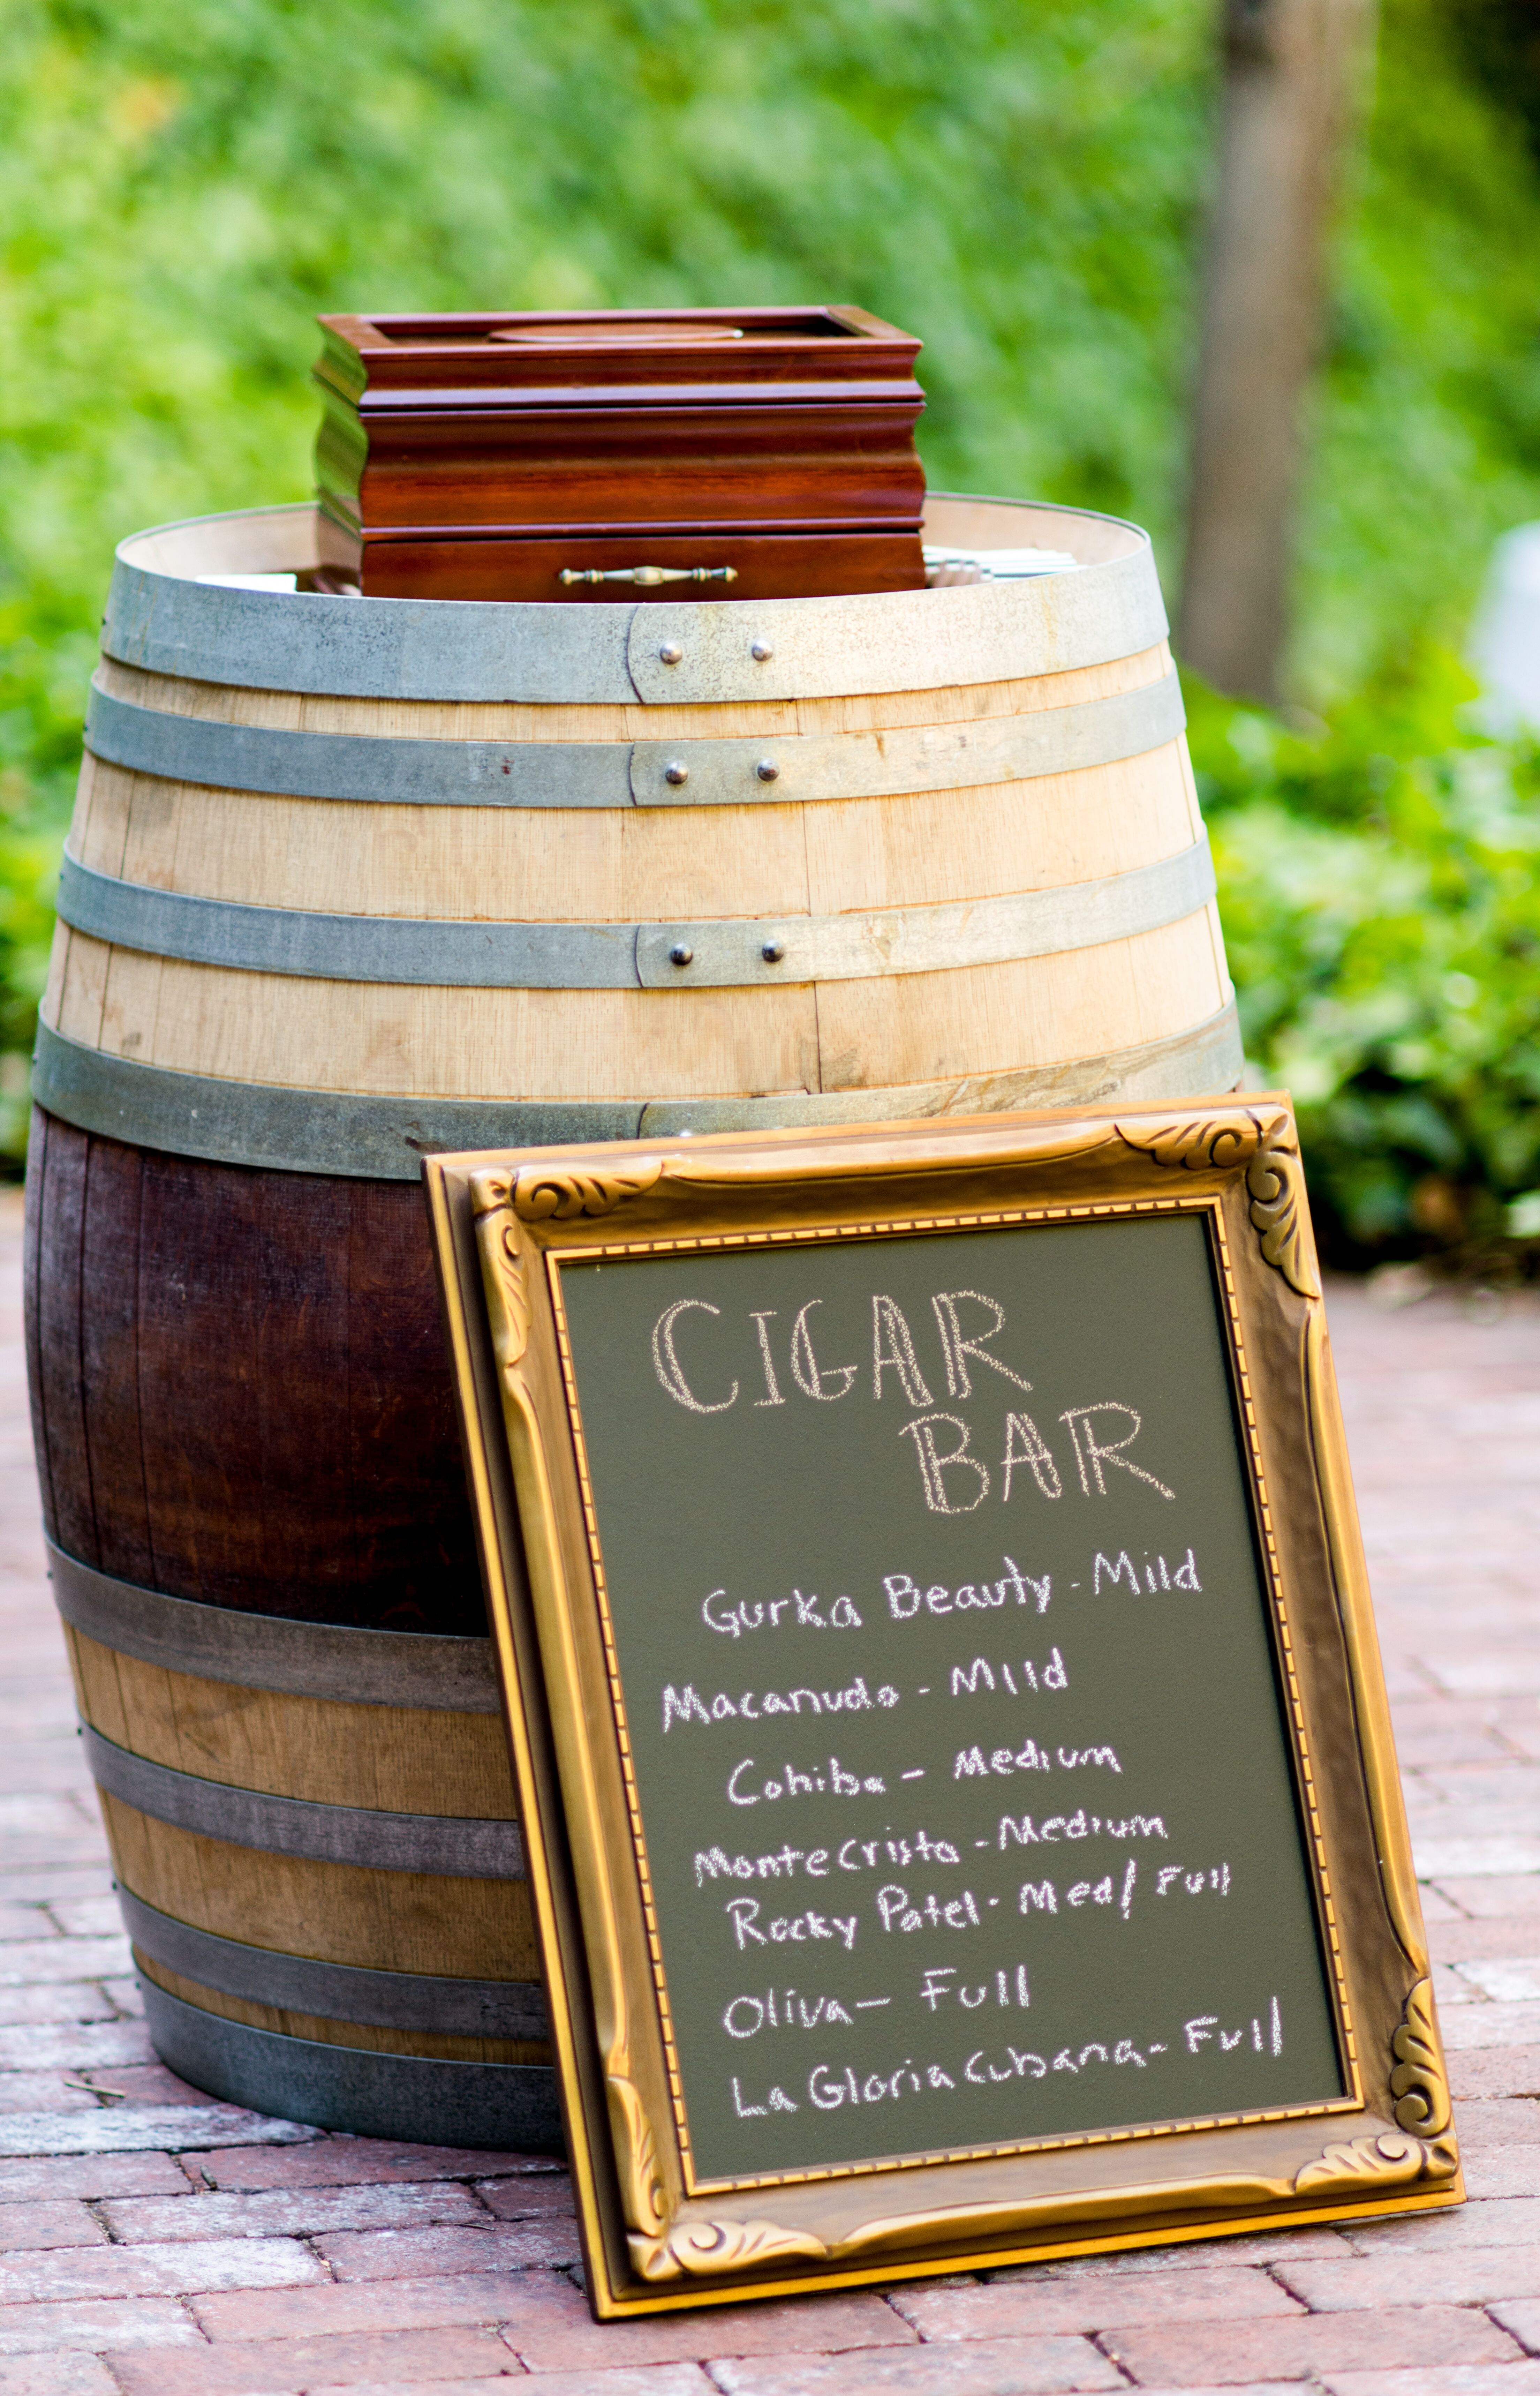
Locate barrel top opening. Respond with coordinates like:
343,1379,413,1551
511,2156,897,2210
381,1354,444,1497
103,497,1166,705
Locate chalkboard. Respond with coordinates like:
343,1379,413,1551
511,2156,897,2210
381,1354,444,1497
556,1212,1343,2182
429,1100,1458,2315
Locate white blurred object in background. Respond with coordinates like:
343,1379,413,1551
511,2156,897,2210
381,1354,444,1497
1469,522,1540,733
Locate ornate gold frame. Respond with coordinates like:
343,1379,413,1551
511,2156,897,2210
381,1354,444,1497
425,1096,1459,2318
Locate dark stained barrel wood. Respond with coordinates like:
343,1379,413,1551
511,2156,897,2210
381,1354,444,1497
25,1112,482,1634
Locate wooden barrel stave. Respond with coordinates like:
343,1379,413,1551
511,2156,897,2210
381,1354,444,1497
68,736,1204,926
28,1116,480,1628
29,493,1239,2142
48,921,1226,1106
64,1635,512,1815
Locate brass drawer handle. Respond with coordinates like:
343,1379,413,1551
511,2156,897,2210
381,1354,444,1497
558,564,738,587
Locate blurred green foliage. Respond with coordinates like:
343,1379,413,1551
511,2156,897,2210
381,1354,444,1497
1192,656,1540,1268
3,0,1540,1258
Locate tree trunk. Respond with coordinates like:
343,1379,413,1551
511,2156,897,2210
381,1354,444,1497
1178,0,1375,703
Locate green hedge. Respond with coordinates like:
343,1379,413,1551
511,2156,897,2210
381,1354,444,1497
1192,654,1540,1269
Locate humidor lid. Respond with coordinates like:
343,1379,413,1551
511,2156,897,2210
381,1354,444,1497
315,306,923,411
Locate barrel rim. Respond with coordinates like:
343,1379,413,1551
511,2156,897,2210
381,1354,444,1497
101,496,1169,705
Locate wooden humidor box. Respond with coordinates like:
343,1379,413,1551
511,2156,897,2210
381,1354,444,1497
312,307,927,601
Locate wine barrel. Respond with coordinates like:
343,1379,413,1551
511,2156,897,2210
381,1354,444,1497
26,492,1239,2145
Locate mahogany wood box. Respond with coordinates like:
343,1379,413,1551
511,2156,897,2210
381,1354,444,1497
312,306,927,601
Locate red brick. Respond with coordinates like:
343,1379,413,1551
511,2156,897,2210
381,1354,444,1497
101,2326,526,2395
0,1912,54,1946
0,2156,188,2202
189,2140,565,2192
193,2269,909,2365
984,2228,1352,2280
1465,2148,1540,2196
45,1902,125,1940
313,2374,709,2396
191,2273,558,2342
0,1841,110,1879
1456,2099,1540,2146
1443,2001,1540,2052
0,2205,104,2255
0,2026,151,2073
1451,2046,1540,2099
0,1992,120,2031
1493,2299,1540,2354
1346,2195,1540,2251
1437,1879,1540,1919
0,2237,321,2303
0,2357,121,2395
315,2221,581,2278
1277,2249,1540,2308
1386,1703,1521,1771
0,1849,104,1888
0,2103,314,2158
706,2341,1124,2395
0,2296,200,2356
71,2063,207,2109
1320,2366,1540,2396
892,2267,1303,2340
100,2181,487,2243
474,2176,576,2219
1434,1923,1540,1966
1100,2306,1524,2384
0,1940,127,1988
498,2271,916,2371
0,2077,100,2118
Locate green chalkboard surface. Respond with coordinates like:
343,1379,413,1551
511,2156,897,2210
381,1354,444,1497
555,1211,1346,2185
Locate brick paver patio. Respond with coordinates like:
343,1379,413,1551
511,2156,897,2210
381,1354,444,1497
3,1179,1540,2396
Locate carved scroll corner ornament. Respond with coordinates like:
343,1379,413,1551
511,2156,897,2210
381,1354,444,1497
1243,1113,1320,1300
512,1159,663,1223
491,1232,534,1373
1116,1106,1320,1299
469,1179,533,1375
468,1167,517,1219
629,2214,832,2284
1294,2125,1458,2196
606,2075,668,2241
1295,1985,1458,2196
1117,1112,1258,1177
1389,1976,1454,2141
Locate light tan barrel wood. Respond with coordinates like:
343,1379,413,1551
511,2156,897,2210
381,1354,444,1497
38,495,1238,1177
